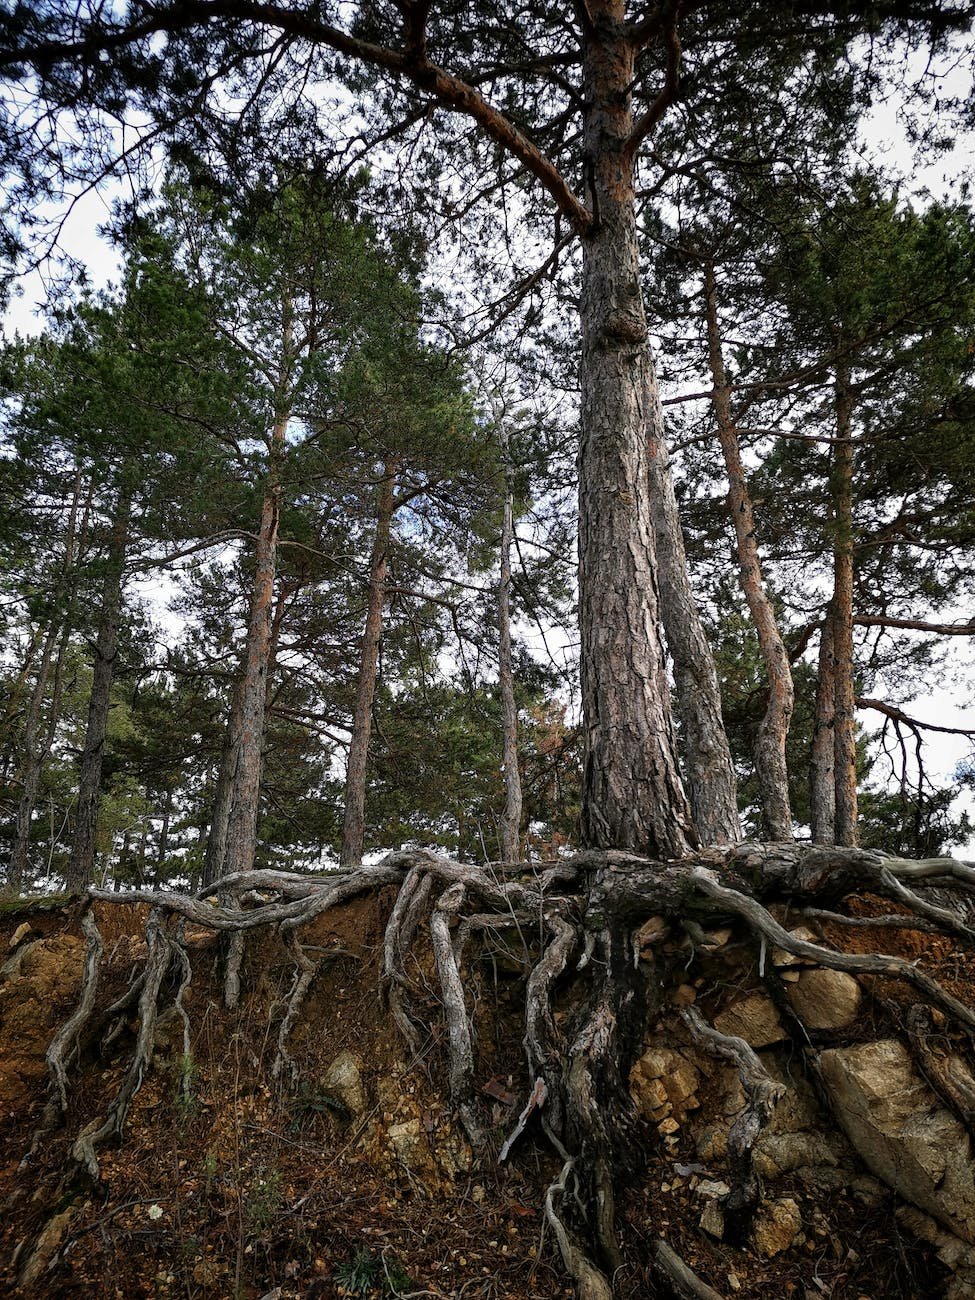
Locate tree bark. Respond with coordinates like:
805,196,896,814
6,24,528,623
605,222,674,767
646,397,740,846
203,674,246,888
832,359,858,845
577,6,696,859
66,483,131,893
498,446,524,862
810,609,837,844
156,785,172,881
704,264,794,841
222,416,285,877
340,461,397,868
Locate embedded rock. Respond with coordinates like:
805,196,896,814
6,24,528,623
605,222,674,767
322,1049,367,1117
786,968,861,1030
630,1046,700,1121
820,1038,975,1242
751,1197,801,1256
713,993,787,1048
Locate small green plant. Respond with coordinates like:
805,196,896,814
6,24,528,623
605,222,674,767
244,1166,284,1237
333,1248,414,1297
287,1080,350,1131
333,1248,379,1295
380,1253,414,1295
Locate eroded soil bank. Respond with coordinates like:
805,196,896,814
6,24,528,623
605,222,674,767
0,889,968,1298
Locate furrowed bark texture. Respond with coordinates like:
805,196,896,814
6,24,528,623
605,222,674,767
341,460,396,868
578,5,695,859
498,448,524,862
646,393,740,846
224,407,287,877
810,611,837,844
832,359,858,845
66,485,131,893
704,264,793,841
203,675,245,888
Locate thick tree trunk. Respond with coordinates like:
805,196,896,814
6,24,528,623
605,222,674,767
66,485,131,892
704,264,794,841
810,610,837,844
498,449,524,862
646,401,740,845
578,7,696,859
832,360,858,845
340,461,396,868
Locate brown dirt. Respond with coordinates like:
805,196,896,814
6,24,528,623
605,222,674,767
0,891,966,1299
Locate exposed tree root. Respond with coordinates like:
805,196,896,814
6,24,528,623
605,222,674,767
27,841,975,1296
680,1005,785,1243
271,932,320,1082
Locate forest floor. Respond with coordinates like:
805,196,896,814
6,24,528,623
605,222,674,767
0,887,964,1299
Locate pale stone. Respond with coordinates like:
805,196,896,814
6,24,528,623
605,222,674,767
9,922,32,949
18,1207,77,1288
700,1200,725,1239
658,1117,680,1135
322,1049,367,1116
714,993,787,1048
631,1047,700,1120
695,1123,729,1163
787,968,861,1030
703,927,732,949
753,1131,846,1179
772,927,817,967
751,1197,802,1256
821,1038,975,1243
695,1179,730,1199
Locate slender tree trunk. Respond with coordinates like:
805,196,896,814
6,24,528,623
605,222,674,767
222,426,285,877
203,675,246,888
340,461,397,868
832,359,858,845
578,8,696,858
646,396,740,845
66,484,132,892
704,264,794,841
7,626,59,890
156,785,172,880
810,609,836,844
8,470,86,889
498,446,524,862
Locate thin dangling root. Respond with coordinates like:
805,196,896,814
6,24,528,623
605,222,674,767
71,909,170,1183
170,922,193,1095
46,907,104,1112
271,932,320,1082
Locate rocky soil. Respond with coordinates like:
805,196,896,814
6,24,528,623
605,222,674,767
0,889,971,1298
